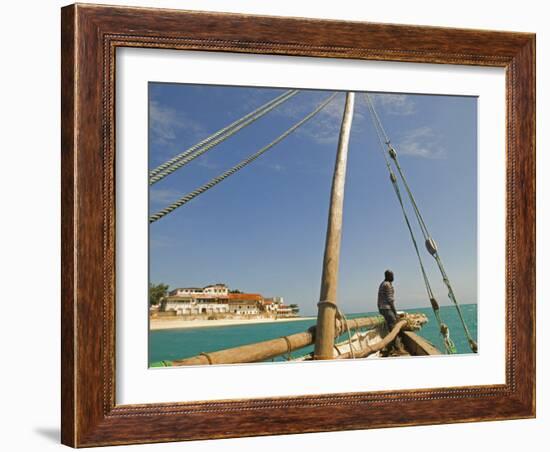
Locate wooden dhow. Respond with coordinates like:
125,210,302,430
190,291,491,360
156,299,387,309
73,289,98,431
150,90,478,367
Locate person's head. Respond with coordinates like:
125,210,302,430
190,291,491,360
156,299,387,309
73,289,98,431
384,269,394,282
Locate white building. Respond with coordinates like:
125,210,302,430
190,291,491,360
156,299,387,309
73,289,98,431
275,302,299,318
261,299,278,314
227,293,263,316
169,283,228,298
203,284,229,296
227,302,260,316
162,298,229,316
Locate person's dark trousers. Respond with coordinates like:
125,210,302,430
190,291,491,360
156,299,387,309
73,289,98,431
379,309,405,352
379,308,397,331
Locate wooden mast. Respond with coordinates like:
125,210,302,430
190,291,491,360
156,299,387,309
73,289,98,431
314,92,355,360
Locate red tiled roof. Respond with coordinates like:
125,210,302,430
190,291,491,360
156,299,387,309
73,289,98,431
227,293,263,301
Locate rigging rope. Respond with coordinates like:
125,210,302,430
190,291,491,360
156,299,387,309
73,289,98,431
365,93,476,353
335,305,356,359
365,96,435,301
149,92,339,223
149,89,300,185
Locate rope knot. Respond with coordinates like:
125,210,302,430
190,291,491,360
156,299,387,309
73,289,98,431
200,352,214,365
317,300,338,309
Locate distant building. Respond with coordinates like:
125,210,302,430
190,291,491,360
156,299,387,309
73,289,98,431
162,297,229,316
169,283,228,298
158,283,299,319
261,299,278,314
227,293,262,316
276,304,293,318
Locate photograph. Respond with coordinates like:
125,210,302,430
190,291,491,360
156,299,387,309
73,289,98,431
147,83,479,367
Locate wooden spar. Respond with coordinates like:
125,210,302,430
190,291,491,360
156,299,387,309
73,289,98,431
336,319,407,359
170,315,384,366
401,331,442,356
314,92,355,360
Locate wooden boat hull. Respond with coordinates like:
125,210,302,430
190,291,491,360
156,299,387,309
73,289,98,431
326,323,442,359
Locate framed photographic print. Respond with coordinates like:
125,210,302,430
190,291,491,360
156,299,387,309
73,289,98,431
61,3,536,447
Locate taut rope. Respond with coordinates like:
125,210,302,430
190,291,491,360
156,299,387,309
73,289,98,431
149,89,300,185
150,92,339,223
365,93,466,353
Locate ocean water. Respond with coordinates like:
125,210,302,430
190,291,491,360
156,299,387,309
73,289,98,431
148,304,478,365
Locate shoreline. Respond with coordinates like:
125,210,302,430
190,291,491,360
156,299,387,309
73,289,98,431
150,316,315,331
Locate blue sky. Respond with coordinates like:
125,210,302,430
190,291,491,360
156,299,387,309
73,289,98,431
148,83,477,316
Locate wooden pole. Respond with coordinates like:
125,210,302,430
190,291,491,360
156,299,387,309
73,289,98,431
314,92,355,360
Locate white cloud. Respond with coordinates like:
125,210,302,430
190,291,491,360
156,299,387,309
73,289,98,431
274,91,444,159
149,187,183,205
268,163,285,172
273,92,370,146
239,89,281,112
149,100,206,145
296,94,347,145
212,90,368,147
195,154,221,170
396,126,446,159
372,93,416,115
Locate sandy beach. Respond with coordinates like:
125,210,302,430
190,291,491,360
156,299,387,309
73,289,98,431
150,316,315,331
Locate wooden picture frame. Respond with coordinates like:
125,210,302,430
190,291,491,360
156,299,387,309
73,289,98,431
61,3,535,447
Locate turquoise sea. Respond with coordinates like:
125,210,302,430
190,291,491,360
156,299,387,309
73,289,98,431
148,304,477,365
